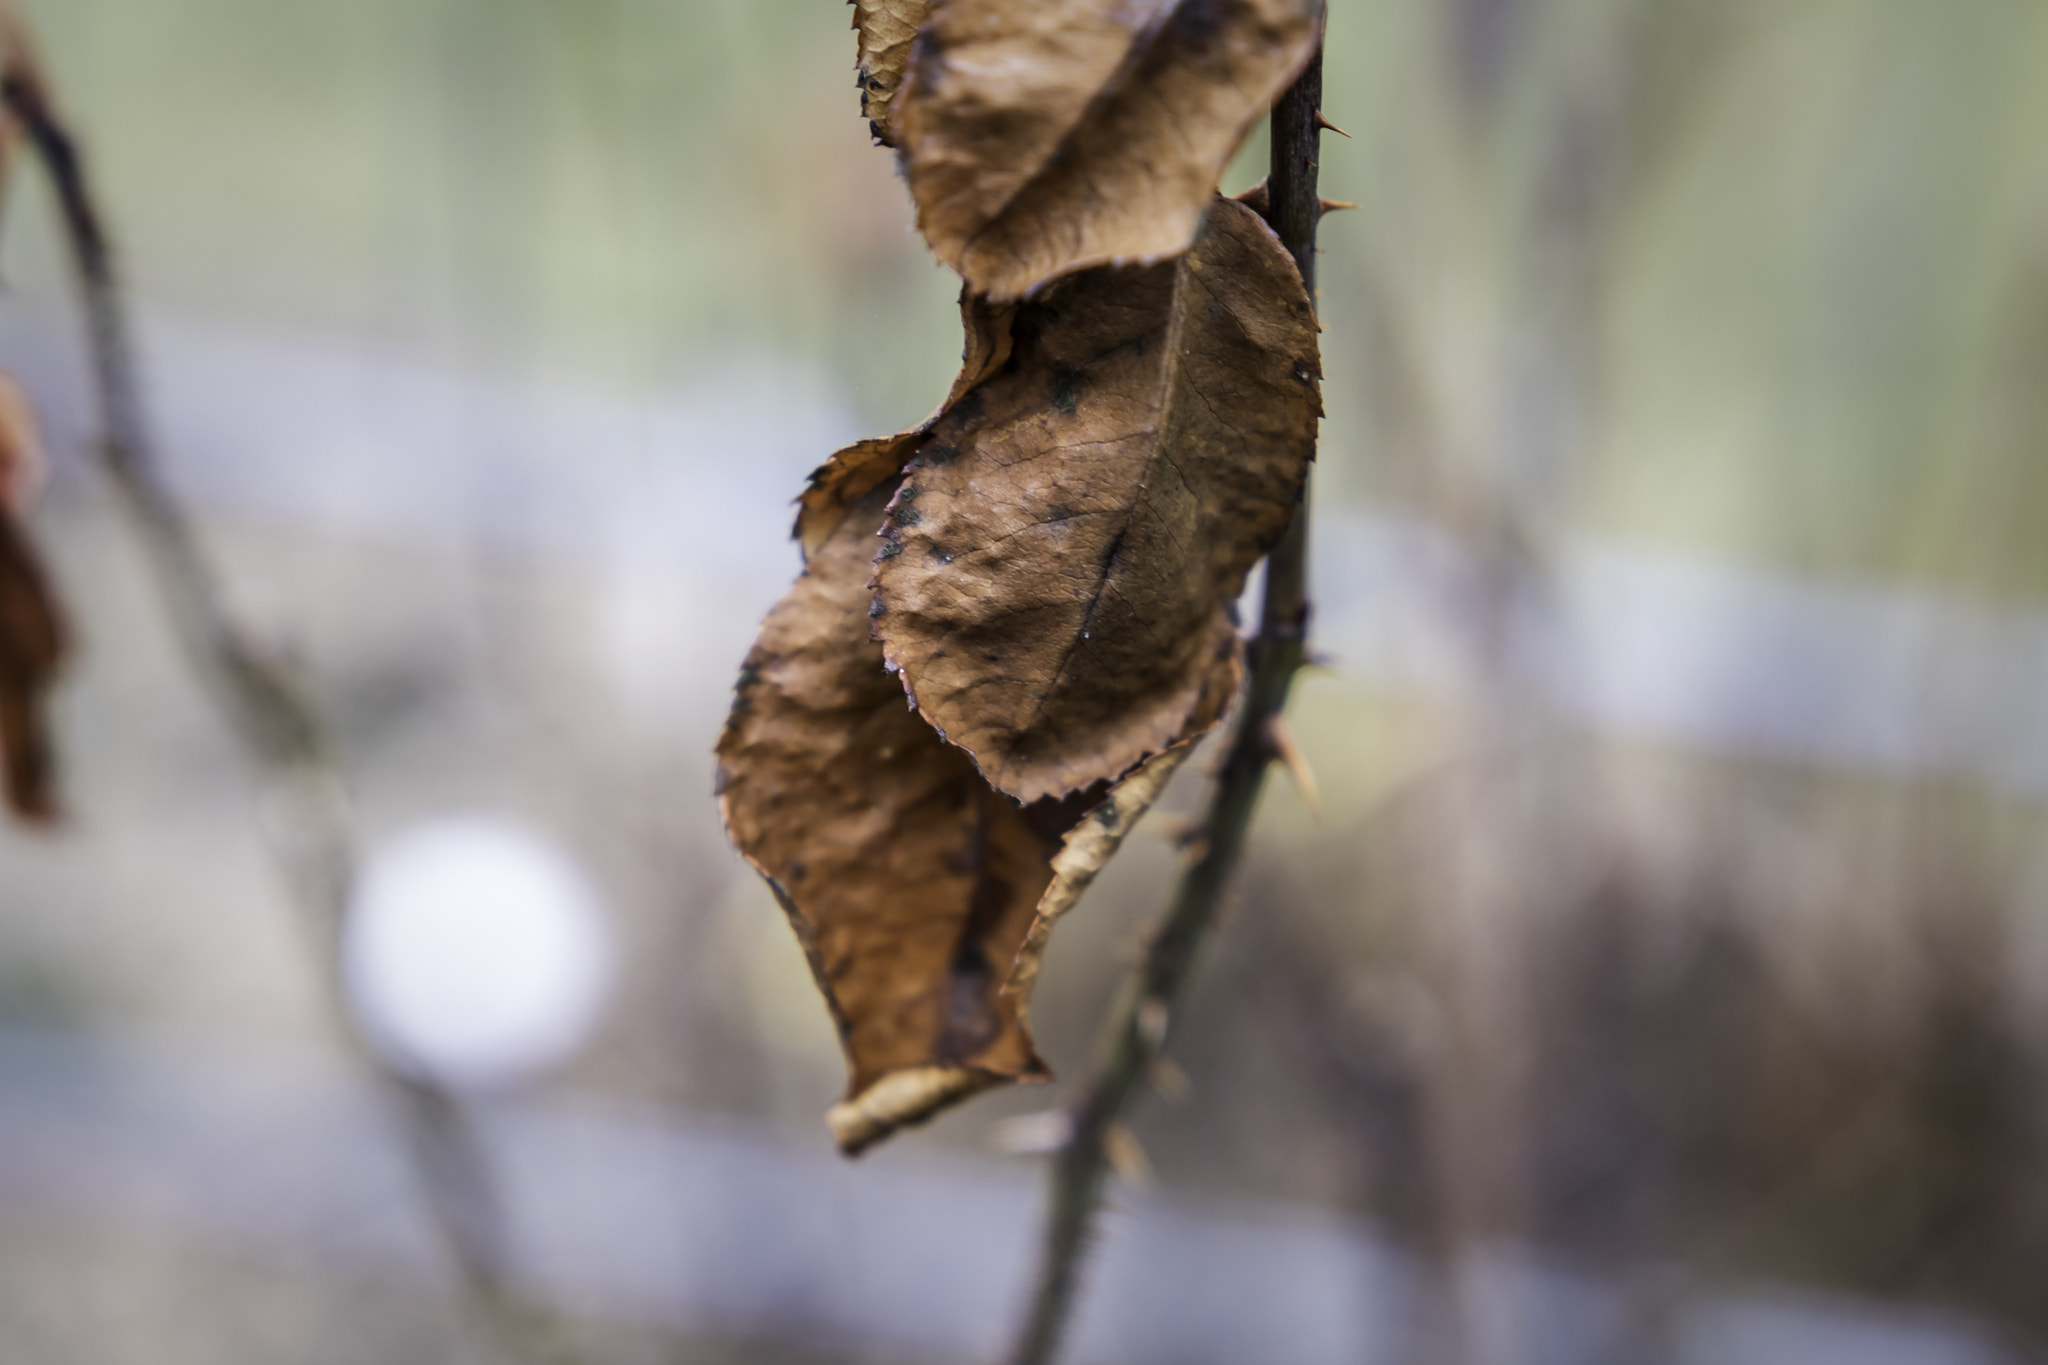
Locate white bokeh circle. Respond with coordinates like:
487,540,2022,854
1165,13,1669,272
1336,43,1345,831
343,815,614,1090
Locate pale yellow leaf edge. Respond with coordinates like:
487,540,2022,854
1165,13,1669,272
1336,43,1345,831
1003,740,1198,1031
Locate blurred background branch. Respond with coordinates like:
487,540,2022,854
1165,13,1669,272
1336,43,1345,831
0,10,584,1364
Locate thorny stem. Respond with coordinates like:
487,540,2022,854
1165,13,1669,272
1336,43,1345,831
1002,38,1327,1365
0,25,583,1365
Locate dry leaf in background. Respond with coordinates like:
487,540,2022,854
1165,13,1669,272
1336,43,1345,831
721,481,1061,1153
794,291,1014,560
0,371,65,823
894,0,1321,300
870,196,1319,803
0,370,43,510
850,0,932,147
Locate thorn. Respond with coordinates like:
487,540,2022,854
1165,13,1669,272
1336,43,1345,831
1137,998,1170,1052
1313,110,1351,138
1149,1055,1192,1104
1265,715,1321,817
993,1110,1073,1156
1317,198,1359,218
1160,815,1212,859
1104,1124,1152,1186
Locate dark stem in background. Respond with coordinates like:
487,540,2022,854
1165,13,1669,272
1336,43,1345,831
1001,38,1326,1365
0,26,583,1365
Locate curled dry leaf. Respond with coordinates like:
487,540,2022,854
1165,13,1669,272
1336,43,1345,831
895,0,1322,300
0,373,65,823
722,481,1055,1153
871,196,1318,803
721,479,1201,1152
850,0,932,147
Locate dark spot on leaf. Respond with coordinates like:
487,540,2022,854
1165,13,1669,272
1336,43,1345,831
1050,366,1083,416
894,505,923,527
1163,0,1228,56
869,598,887,619
878,539,903,560
924,443,960,466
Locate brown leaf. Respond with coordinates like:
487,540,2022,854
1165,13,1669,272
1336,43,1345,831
870,195,1318,803
850,0,933,147
721,478,1202,1152
0,370,45,511
895,0,1322,300
721,480,1056,1153
793,291,1015,560
0,504,66,824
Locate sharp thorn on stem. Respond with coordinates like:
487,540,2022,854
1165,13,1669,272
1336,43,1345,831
1103,1124,1153,1186
1149,1055,1193,1104
1265,714,1321,817
1137,997,1171,1052
1313,109,1350,137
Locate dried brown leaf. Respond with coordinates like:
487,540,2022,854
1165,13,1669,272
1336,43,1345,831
870,196,1318,802
850,0,933,147
0,504,65,824
721,479,1201,1151
0,370,44,511
722,481,1059,1153
895,0,1322,300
